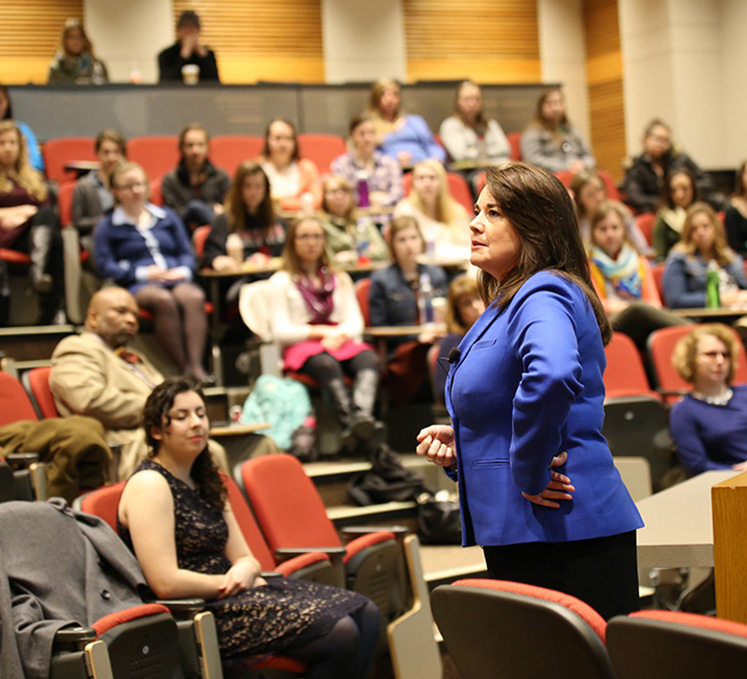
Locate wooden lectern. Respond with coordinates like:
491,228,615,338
712,470,747,623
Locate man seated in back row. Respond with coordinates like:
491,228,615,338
49,286,275,478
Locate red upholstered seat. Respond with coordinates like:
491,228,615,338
127,136,179,180
297,133,347,174
432,578,614,679
22,366,60,418
211,135,264,175
91,603,171,637
0,372,39,426
607,609,747,679
604,332,660,401
42,137,97,184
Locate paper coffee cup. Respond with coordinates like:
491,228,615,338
182,64,200,85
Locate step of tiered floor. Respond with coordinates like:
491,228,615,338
304,455,486,587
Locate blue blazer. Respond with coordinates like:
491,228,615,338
446,271,643,547
94,204,195,293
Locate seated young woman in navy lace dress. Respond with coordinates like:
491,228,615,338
117,376,379,678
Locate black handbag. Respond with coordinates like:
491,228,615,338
348,444,425,506
417,490,462,544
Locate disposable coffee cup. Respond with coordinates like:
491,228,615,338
182,64,200,85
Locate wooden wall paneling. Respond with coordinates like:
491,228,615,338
0,0,84,84
402,0,541,83
583,0,626,182
172,0,324,84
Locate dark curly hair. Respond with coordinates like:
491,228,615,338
143,376,226,512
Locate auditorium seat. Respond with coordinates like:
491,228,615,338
297,133,347,174
431,578,614,679
210,134,263,175
128,136,179,180
507,131,523,161
42,137,97,184
607,609,747,679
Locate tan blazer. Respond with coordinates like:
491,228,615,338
50,332,163,479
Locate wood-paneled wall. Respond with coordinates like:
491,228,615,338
403,0,541,83
583,0,625,182
172,0,324,84
0,1,84,84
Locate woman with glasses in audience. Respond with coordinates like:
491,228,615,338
670,324,747,476
319,176,387,266
94,162,213,385
265,216,383,454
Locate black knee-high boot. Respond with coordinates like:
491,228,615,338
324,378,356,451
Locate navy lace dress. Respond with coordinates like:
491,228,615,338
118,459,368,657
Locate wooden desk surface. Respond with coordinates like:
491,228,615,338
670,307,747,319
197,260,390,279
209,422,270,437
636,470,740,569
365,324,446,337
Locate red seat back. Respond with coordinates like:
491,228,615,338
239,454,341,551
149,176,163,206
210,135,264,176
0,372,39,426
42,137,97,184
297,133,347,174
597,168,620,201
221,472,277,571
636,213,656,247
604,332,660,400
193,225,211,259
507,131,523,161
128,136,179,180
355,277,372,326
24,366,60,418
78,481,127,531
58,181,76,228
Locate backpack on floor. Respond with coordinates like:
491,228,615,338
240,375,312,451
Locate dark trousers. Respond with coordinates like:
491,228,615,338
482,530,640,620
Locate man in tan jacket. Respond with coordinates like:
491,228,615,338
50,287,255,478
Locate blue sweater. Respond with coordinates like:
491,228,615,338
93,204,195,292
662,250,747,308
670,386,747,475
445,271,643,546
379,115,446,164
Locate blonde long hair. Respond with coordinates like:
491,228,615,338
0,121,47,201
671,202,734,268
406,159,464,226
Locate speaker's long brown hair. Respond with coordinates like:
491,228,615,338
477,162,612,345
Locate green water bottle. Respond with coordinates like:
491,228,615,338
706,261,720,308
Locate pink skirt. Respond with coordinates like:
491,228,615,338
283,340,376,372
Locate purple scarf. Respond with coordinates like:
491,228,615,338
294,267,336,324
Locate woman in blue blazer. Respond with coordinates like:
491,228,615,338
416,163,643,620
94,162,212,384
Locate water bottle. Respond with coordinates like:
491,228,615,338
355,217,371,264
418,272,434,325
706,260,721,308
356,170,370,208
